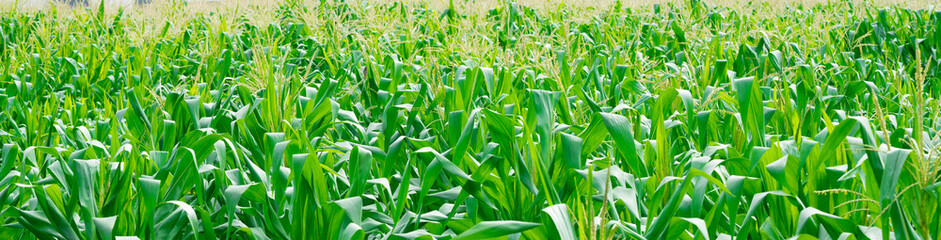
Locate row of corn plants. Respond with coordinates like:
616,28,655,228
0,0,939,239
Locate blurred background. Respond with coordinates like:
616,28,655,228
5,0,941,11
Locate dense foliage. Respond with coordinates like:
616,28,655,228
0,0,939,239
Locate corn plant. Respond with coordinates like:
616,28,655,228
0,0,939,239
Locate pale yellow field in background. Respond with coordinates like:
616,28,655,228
4,0,941,13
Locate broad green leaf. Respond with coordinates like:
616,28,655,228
451,221,540,240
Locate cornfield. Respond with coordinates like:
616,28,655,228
0,0,939,239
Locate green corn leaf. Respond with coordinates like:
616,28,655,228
451,221,541,240
543,204,576,240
